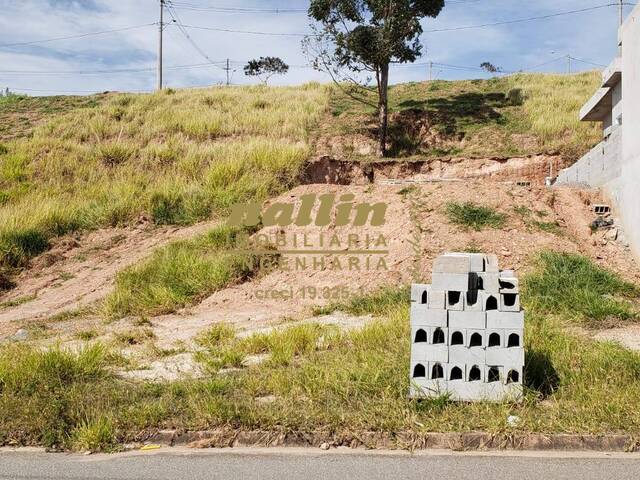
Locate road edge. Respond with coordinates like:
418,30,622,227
145,430,639,452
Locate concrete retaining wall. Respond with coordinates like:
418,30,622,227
555,127,622,187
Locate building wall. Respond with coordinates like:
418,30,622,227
556,3,640,257
612,81,623,129
620,6,640,257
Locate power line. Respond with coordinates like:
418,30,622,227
0,62,226,76
165,3,227,73
0,24,155,48
178,23,310,36
568,55,607,68
0,2,629,50
423,3,628,33
167,1,307,14
177,3,629,37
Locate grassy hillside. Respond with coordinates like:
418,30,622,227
0,73,601,287
325,72,602,160
0,84,329,286
0,94,106,142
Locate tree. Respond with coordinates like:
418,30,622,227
480,62,502,74
305,0,445,157
243,57,289,84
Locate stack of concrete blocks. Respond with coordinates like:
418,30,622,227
409,252,524,402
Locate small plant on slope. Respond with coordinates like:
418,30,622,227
445,202,506,231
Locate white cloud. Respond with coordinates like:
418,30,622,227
0,0,628,94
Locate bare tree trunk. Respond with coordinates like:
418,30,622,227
377,63,390,157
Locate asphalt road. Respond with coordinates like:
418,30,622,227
1,447,639,480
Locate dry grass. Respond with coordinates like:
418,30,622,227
325,72,602,160
0,84,329,283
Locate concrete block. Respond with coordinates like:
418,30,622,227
449,345,485,365
447,364,466,381
446,291,465,311
485,329,505,348
410,284,446,309
410,361,429,379
411,306,448,327
485,365,504,383
433,253,478,274
445,252,485,272
449,381,522,402
411,326,449,344
504,329,524,348
477,272,500,293
428,361,448,380
432,273,473,292
431,326,449,345
485,254,499,273
428,290,446,310
464,290,482,311
408,378,447,398
503,365,523,385
486,347,525,366
481,291,500,311
465,363,485,382
500,269,515,278
466,329,485,348
449,311,486,330
433,255,472,274
449,329,466,346
411,343,449,363
498,277,519,293
500,292,521,312
409,303,426,324
410,284,430,303
411,326,429,344
486,311,524,329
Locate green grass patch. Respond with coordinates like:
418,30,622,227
104,226,266,318
513,206,562,235
445,202,506,231
312,286,409,316
523,251,639,326
3,258,640,450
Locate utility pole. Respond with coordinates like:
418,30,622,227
567,54,571,74
429,61,433,81
619,0,624,26
225,58,231,86
158,0,164,91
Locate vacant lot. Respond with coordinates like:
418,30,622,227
1,74,639,451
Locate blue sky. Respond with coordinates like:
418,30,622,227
0,0,636,95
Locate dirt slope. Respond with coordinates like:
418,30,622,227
0,219,218,336
2,179,633,345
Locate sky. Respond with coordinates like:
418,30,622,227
0,0,636,95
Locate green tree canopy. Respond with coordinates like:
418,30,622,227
306,0,445,156
244,57,290,84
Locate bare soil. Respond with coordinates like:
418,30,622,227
1,169,639,363
303,154,570,186
0,219,217,337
